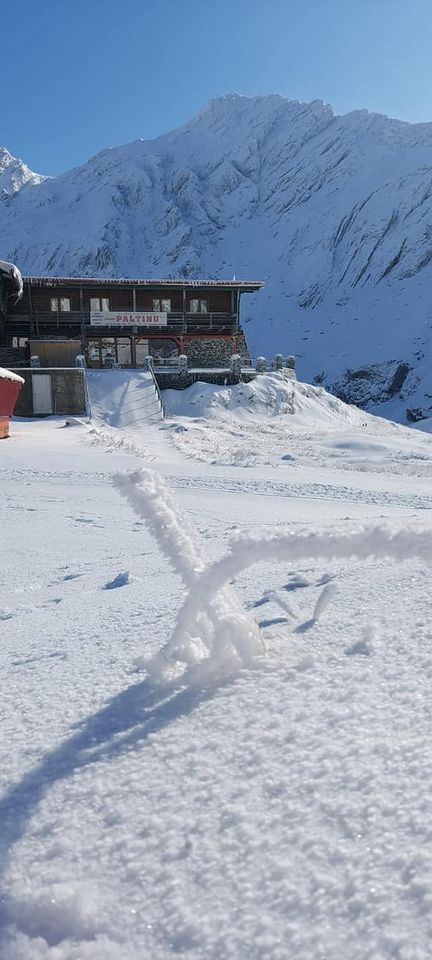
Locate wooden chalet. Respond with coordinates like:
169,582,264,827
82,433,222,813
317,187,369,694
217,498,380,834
4,276,264,368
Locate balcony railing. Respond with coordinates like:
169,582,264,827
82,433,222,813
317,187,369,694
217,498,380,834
7,311,239,335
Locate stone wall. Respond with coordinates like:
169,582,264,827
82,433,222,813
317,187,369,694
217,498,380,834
183,338,234,367
156,368,257,391
10,369,86,417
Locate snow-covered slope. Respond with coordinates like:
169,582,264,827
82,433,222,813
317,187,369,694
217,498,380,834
86,369,164,428
3,94,432,420
162,373,432,473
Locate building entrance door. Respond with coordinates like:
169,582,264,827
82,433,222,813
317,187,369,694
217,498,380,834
32,374,53,415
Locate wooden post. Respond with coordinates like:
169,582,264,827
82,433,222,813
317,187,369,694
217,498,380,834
182,287,186,332
80,285,85,337
28,284,34,336
132,286,136,311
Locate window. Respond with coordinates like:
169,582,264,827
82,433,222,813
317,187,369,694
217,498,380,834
189,298,208,313
50,297,70,312
152,298,171,313
90,297,110,311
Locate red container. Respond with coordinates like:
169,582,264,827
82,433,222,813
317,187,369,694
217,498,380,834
0,368,24,438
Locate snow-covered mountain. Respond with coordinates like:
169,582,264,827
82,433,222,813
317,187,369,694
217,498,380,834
2,93,432,422
0,147,46,199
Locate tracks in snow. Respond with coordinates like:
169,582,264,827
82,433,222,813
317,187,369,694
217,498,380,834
3,466,432,511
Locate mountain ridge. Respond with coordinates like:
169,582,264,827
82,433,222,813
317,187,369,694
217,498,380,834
2,93,432,422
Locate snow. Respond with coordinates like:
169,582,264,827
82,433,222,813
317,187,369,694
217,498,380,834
2,374,432,958
86,369,163,428
0,367,25,384
0,148,46,197
2,93,432,418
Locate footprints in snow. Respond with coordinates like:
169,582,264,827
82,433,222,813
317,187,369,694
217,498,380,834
1,567,132,626
103,571,131,590
251,571,377,656
248,571,337,635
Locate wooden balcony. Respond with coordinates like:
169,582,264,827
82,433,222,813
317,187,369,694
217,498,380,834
7,311,240,337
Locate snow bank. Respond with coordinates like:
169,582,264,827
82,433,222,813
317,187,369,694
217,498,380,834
0,367,24,384
162,372,424,471
164,374,371,428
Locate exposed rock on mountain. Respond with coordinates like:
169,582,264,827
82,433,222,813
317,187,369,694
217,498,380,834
2,94,432,421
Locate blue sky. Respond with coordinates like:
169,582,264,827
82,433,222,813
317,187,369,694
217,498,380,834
4,0,432,175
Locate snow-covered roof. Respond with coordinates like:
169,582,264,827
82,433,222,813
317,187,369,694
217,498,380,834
24,276,264,292
0,366,25,384
0,258,23,301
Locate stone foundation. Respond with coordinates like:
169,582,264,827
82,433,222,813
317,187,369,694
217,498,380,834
183,338,235,367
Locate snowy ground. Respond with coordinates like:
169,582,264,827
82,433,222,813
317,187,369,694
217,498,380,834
2,374,432,959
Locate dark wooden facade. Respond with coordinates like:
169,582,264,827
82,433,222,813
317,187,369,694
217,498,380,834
6,277,261,334
5,276,263,368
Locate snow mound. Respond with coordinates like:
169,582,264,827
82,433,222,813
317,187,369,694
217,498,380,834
162,374,432,472
164,374,376,428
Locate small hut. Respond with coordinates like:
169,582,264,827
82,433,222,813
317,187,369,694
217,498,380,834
0,367,24,438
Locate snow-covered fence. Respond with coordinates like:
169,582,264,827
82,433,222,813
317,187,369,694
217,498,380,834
114,469,432,687
242,356,296,375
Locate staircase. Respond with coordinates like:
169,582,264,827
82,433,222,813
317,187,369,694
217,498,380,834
85,369,164,430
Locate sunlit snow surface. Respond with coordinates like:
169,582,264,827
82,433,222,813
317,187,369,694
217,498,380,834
2,375,432,959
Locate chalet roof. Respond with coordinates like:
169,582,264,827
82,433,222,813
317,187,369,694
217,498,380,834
24,276,264,293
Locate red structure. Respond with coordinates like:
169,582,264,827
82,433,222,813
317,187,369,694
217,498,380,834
0,368,24,438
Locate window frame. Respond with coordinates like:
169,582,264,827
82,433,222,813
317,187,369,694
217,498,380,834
50,297,71,312
189,298,208,314
152,298,171,313
90,297,110,312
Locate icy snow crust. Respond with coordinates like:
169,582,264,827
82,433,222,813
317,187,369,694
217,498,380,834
3,374,432,957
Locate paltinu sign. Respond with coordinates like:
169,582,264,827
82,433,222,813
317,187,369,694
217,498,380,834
90,311,168,327
0,367,24,439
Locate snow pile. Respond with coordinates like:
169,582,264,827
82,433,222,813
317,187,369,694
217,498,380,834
162,373,432,472
164,374,375,427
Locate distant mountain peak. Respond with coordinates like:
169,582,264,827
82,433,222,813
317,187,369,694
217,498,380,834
0,147,46,196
